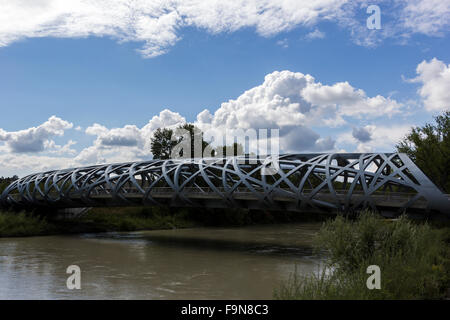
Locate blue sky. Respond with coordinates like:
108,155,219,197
0,0,449,177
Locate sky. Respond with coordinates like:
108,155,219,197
0,0,449,177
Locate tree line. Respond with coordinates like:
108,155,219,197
0,175,18,194
150,123,244,159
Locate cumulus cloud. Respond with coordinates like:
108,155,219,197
0,69,423,176
352,126,373,143
202,70,401,129
0,153,78,177
86,124,142,147
0,1,449,57
302,81,402,119
338,124,411,153
74,70,405,161
407,58,450,112
193,70,404,153
76,109,186,165
0,116,73,153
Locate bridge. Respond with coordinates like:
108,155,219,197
1,153,449,217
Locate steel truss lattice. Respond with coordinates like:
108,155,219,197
1,153,449,216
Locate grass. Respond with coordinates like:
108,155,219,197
0,206,197,237
0,205,329,238
74,206,197,232
0,211,55,237
275,211,450,300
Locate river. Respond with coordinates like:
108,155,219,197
0,223,323,299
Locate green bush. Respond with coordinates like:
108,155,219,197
275,211,450,300
0,211,54,237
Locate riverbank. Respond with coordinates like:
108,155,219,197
275,211,450,300
0,207,194,237
0,206,330,237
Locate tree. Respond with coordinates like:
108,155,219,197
150,128,177,159
174,123,212,158
396,111,450,193
150,124,212,159
215,142,244,157
0,175,19,194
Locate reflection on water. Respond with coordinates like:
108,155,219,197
0,223,323,299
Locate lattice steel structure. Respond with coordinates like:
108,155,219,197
1,153,449,216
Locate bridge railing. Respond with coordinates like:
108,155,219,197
7,186,420,201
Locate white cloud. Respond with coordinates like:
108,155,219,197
75,109,186,165
305,28,325,40
86,124,142,147
0,1,449,57
276,38,289,48
333,1,450,47
0,0,344,57
0,69,427,176
352,126,373,143
301,81,401,118
400,0,450,36
0,153,77,177
0,116,73,153
407,58,450,112
45,139,77,155
203,70,401,129
195,70,403,153
337,124,411,153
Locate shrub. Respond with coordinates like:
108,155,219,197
0,211,54,237
275,211,450,299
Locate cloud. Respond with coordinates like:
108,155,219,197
0,1,449,57
305,29,325,40
333,1,450,47
0,153,78,177
72,70,404,159
400,0,450,36
204,70,401,129
0,0,344,57
276,38,289,48
407,58,450,112
0,116,73,153
338,124,411,153
76,109,186,165
195,70,404,153
86,124,142,147
0,69,427,176
301,81,401,118
352,126,373,143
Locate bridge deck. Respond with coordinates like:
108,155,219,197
6,187,432,211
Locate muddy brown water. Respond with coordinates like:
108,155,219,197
0,223,323,299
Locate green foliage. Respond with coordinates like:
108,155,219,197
0,175,18,194
275,211,450,300
0,211,54,237
81,206,196,231
396,110,450,193
175,123,213,158
215,142,244,157
150,124,212,159
150,127,177,159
